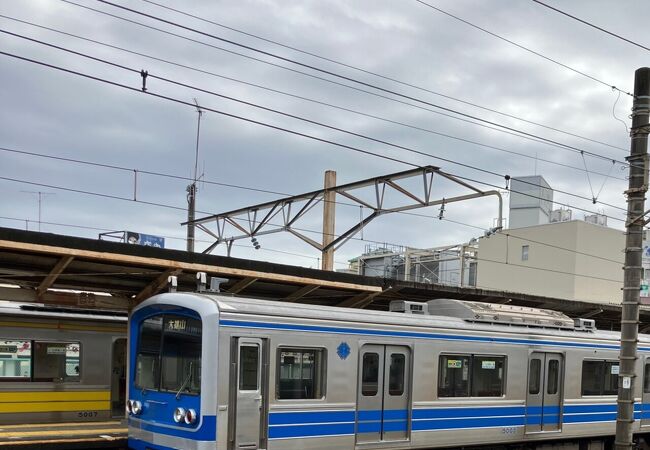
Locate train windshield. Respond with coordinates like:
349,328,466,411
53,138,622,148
135,314,202,395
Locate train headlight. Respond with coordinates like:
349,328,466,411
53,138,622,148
173,407,186,423
126,399,133,414
132,400,143,415
184,408,197,424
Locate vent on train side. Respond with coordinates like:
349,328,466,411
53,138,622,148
425,299,591,331
389,300,429,315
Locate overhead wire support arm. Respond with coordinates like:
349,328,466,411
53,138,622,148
185,166,503,257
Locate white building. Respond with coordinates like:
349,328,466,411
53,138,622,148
509,176,553,229
477,220,624,304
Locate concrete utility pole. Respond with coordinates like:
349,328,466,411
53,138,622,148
186,99,203,252
616,67,650,450
321,170,336,271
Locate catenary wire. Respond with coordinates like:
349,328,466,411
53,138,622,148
0,211,624,285
0,49,631,228
52,1,631,161
413,0,633,97
531,0,650,53
139,0,628,153
86,0,634,165
0,15,625,181
0,184,625,281
0,215,340,265
0,35,630,213
0,143,625,266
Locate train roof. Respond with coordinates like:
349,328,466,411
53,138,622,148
0,301,128,322
149,293,642,344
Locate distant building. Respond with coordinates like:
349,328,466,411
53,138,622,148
341,243,478,287
477,220,624,304
509,176,553,229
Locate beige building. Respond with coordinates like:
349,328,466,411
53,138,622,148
477,220,625,305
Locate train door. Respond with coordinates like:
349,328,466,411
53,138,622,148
356,344,411,444
230,337,269,450
642,358,650,427
525,352,564,433
110,338,126,417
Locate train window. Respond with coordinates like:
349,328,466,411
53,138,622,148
239,345,260,391
602,362,619,395
361,352,380,396
33,342,80,382
135,314,202,395
0,340,31,380
135,316,162,391
645,363,650,394
160,316,202,395
438,355,470,397
277,348,325,400
471,356,506,397
389,353,405,396
547,360,559,395
439,354,506,397
581,360,619,396
529,358,541,394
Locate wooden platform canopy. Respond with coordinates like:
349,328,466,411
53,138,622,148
0,227,645,331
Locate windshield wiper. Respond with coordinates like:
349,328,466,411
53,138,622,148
175,362,193,400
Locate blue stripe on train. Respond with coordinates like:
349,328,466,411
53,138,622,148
219,319,650,352
413,415,526,431
128,437,179,450
357,410,381,421
129,415,217,440
413,406,525,419
267,404,650,439
268,422,355,439
269,410,355,425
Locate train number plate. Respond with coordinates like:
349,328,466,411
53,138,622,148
78,411,99,418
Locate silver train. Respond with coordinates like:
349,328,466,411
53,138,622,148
126,292,650,450
0,302,127,424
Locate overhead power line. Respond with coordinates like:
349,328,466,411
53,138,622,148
0,175,625,271
0,212,621,284
413,0,633,97
0,143,627,267
0,48,632,228
139,0,628,153
531,0,650,53
0,214,339,265
85,0,631,166
0,34,628,213
0,15,624,181
53,1,629,160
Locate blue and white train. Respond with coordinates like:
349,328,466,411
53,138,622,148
126,292,650,450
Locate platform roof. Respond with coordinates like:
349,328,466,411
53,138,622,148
0,227,645,331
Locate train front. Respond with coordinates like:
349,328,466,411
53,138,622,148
126,293,218,450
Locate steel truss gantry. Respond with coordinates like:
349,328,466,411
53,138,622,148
185,166,503,262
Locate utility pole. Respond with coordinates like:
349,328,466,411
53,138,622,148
616,67,650,450
321,170,336,271
186,99,204,252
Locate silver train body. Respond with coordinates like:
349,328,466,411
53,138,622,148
126,293,650,450
0,302,127,424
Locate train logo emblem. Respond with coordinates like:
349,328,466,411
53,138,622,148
337,342,350,360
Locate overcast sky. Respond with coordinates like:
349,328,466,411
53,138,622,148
1,0,647,270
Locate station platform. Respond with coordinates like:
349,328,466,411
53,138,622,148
0,420,127,449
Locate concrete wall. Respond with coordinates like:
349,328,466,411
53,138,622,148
477,221,624,304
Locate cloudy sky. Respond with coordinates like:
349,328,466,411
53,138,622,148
0,0,647,271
